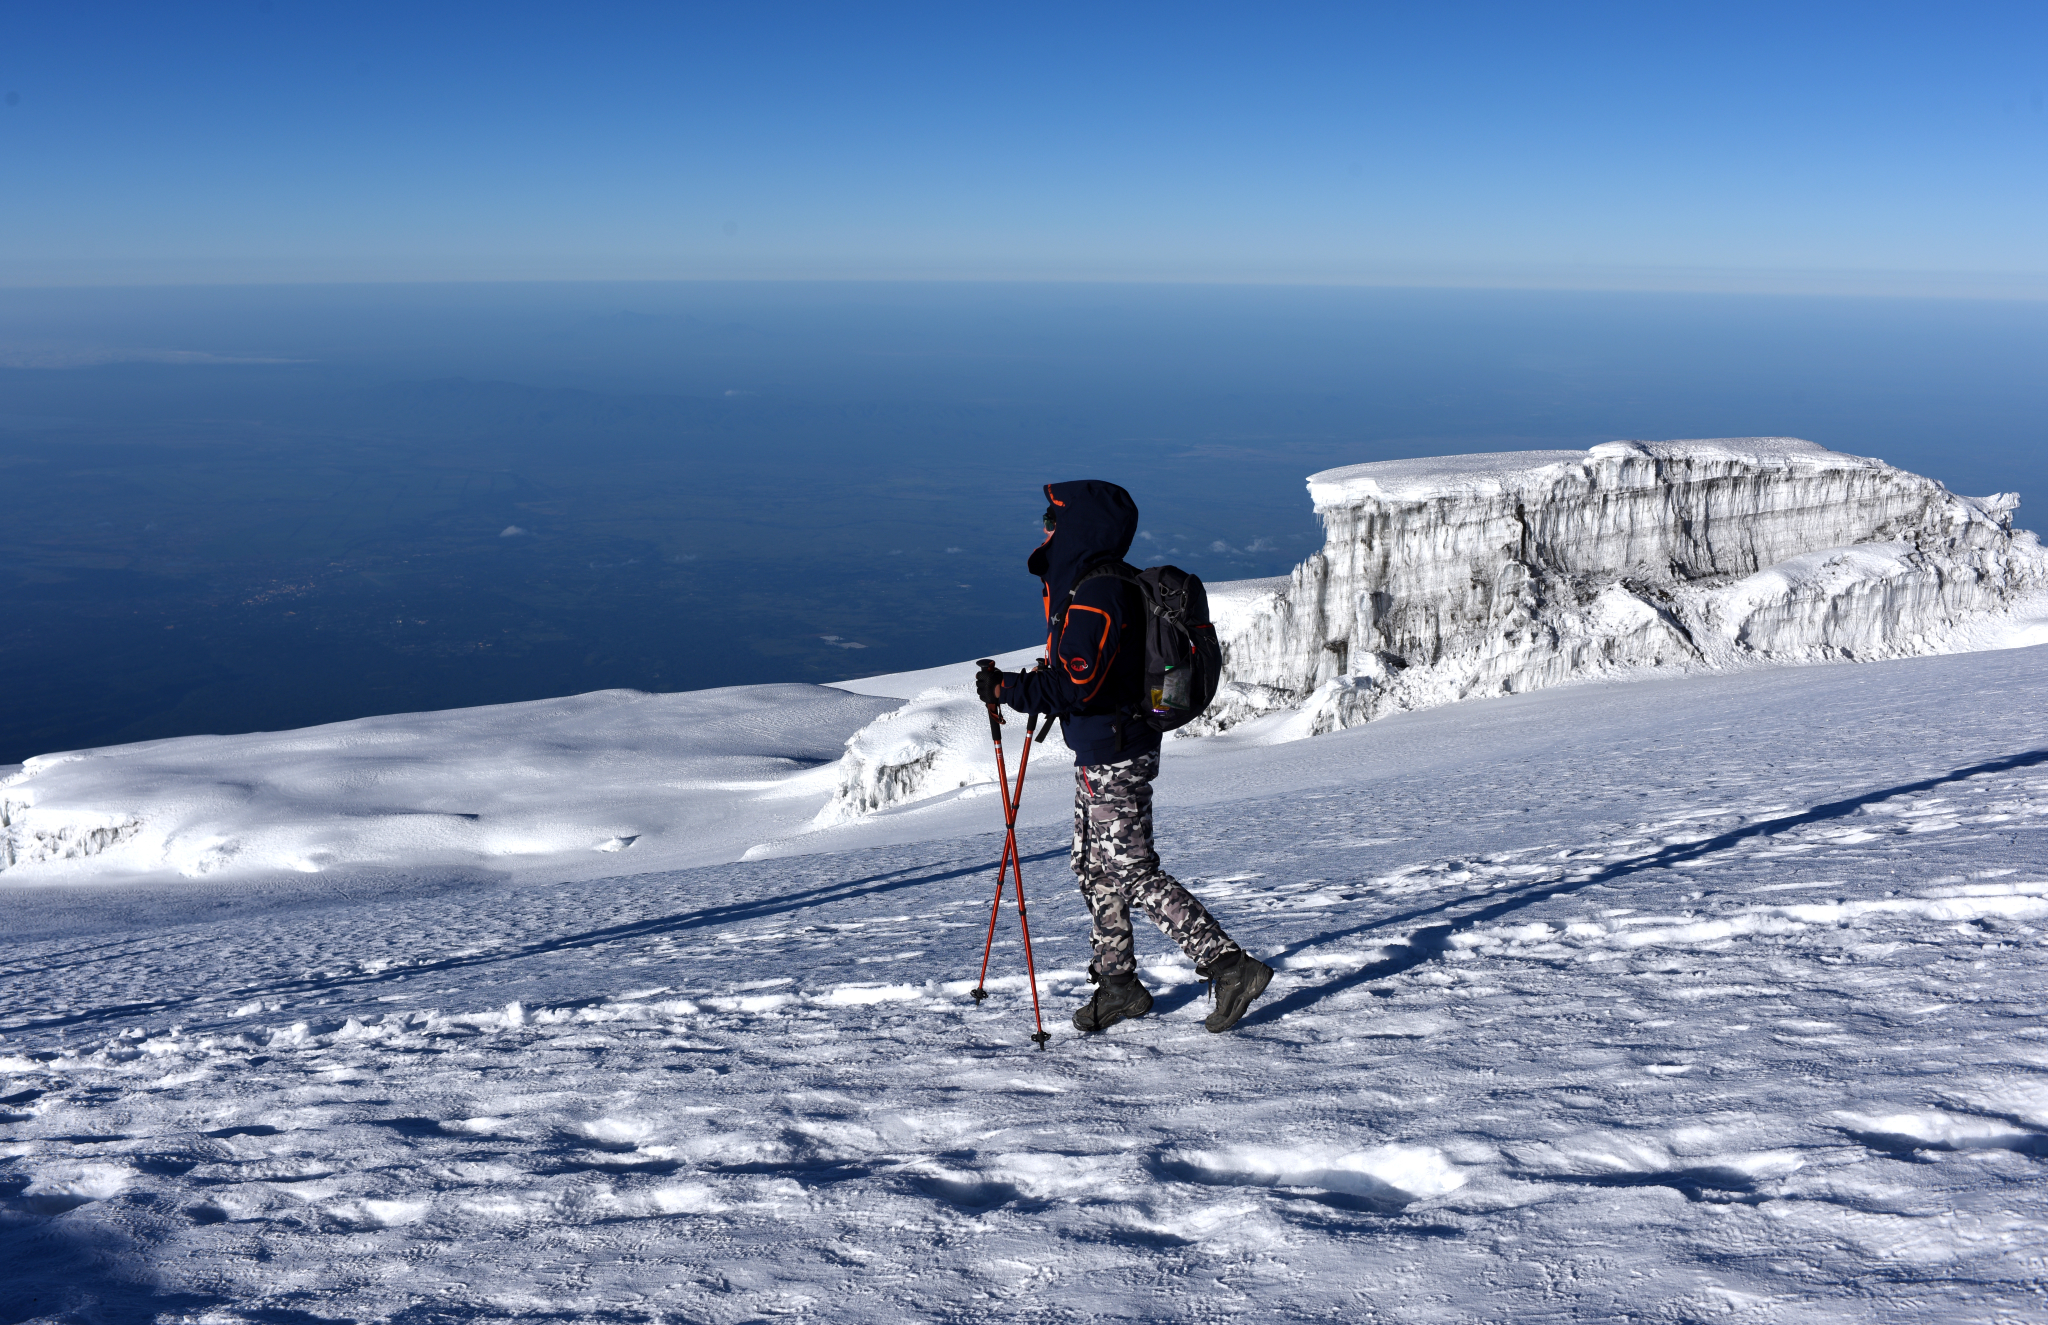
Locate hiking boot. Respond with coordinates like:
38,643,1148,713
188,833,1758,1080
1072,972,1152,1033
1199,949,1273,1033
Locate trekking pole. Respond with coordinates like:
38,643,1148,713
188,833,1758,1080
1009,710,1057,1049
970,708,1049,997
968,661,1013,1006
968,662,1055,1049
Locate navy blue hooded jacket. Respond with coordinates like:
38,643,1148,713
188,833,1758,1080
997,480,1161,766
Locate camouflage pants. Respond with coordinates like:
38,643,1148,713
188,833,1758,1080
1071,751,1235,979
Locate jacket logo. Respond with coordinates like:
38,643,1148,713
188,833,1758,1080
1066,656,1091,676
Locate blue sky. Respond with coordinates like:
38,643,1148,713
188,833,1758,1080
3,2,2043,292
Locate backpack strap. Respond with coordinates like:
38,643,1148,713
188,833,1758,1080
1073,561,1186,624
1065,561,1129,616
1066,561,1146,727
1071,560,1163,616
1072,559,1137,589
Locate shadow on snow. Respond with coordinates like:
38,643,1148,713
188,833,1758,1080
1244,746,2048,1028
11,846,1070,1034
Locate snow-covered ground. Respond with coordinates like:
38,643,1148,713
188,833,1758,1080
6,643,2048,1322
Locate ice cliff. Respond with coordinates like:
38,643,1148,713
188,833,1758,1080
816,437,2048,820
1207,437,2048,736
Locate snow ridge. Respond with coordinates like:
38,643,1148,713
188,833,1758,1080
0,684,898,882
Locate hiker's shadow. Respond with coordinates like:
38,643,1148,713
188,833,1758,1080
1147,981,1210,1017
1239,746,2048,1029
14,846,1072,1033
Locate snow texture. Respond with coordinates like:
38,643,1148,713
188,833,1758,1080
4,645,2048,1321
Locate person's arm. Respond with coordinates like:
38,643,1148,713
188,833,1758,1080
999,578,1125,716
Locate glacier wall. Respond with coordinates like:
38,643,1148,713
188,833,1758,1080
1204,437,2048,736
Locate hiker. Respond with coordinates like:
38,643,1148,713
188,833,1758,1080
975,480,1273,1034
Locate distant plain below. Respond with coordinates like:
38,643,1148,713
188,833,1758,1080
3,280,2044,765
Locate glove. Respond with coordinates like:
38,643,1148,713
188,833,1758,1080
974,668,1005,705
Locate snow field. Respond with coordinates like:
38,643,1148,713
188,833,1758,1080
0,683,903,884
4,647,2048,1321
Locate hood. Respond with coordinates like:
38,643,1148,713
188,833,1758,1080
1027,479,1139,605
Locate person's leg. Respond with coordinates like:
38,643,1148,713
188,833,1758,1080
1072,760,1136,978
1092,751,1272,1033
1088,752,1236,971
1071,759,1152,1032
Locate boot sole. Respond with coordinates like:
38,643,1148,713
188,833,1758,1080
1204,960,1273,1033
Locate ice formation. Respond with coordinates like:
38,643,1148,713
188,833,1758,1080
811,684,1073,828
814,437,2048,819
1205,437,2048,737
